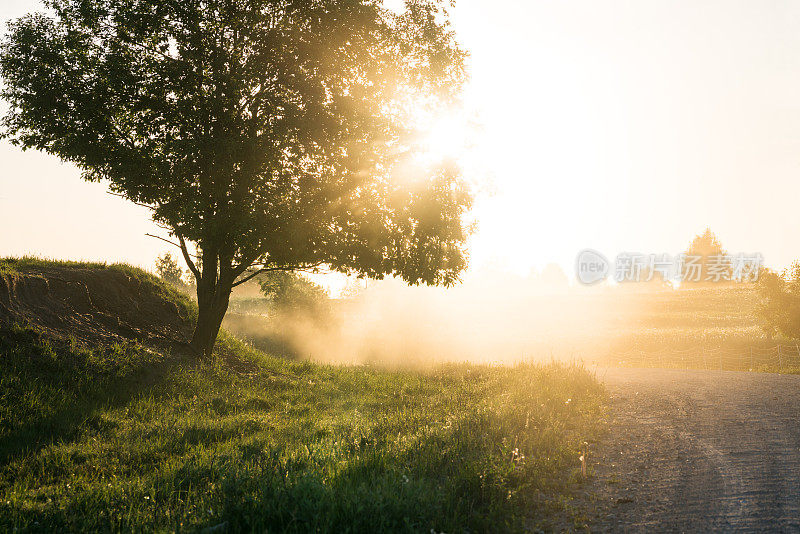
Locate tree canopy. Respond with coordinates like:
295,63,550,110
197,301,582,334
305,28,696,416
155,252,188,289
682,227,730,284
685,228,726,258
259,270,329,314
1,0,472,356
758,262,800,340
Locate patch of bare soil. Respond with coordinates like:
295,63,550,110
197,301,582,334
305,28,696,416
572,367,800,532
0,263,193,347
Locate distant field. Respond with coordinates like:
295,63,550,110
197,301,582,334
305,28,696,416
0,261,606,532
597,286,800,372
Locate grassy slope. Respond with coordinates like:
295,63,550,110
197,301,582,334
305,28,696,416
0,261,605,533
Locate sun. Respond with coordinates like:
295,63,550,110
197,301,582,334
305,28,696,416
412,111,473,165
423,115,470,160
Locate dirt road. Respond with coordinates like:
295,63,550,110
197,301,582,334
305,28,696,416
580,367,800,532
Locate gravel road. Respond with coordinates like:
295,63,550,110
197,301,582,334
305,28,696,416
579,367,800,532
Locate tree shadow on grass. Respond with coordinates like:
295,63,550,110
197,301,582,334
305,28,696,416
0,327,188,466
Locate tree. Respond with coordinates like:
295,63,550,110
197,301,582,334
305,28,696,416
686,228,726,258
259,271,329,315
1,0,471,358
682,228,730,284
758,262,800,339
155,252,187,288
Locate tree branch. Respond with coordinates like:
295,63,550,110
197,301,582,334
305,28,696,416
231,262,325,288
145,232,202,280
145,232,189,253
107,192,153,210
177,234,202,280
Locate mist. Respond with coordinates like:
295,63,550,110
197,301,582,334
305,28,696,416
223,268,650,367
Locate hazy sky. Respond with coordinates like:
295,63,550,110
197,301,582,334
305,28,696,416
2,0,800,278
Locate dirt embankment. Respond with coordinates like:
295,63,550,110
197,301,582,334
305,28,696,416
0,261,193,347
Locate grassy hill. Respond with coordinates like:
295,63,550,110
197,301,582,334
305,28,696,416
0,259,605,532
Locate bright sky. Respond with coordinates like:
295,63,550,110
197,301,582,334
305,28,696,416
2,0,800,279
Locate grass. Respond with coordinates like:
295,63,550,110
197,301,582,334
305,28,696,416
0,326,605,532
0,256,145,275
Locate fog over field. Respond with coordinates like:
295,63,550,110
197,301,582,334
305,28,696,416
223,271,760,366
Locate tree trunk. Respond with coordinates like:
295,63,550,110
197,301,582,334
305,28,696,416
189,278,232,360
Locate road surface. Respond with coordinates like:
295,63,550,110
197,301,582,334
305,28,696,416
580,367,800,532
